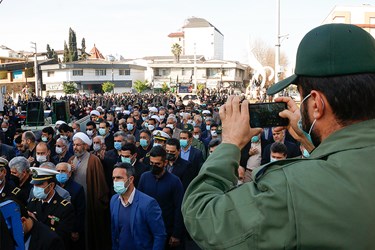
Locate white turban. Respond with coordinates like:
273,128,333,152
73,132,92,146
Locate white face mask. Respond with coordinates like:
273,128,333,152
55,146,63,155
166,124,174,130
270,157,278,162
193,134,200,139
86,130,94,136
211,130,217,137
36,155,47,163
2,128,8,132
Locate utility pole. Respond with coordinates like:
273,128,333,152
193,43,197,93
30,42,39,96
275,0,280,84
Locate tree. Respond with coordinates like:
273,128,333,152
46,44,53,59
102,81,115,93
171,43,182,63
161,82,169,93
133,80,149,93
51,49,58,60
63,82,78,94
249,38,288,88
63,41,69,63
69,27,78,62
80,38,87,60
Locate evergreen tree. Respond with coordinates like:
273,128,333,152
46,44,53,59
51,49,58,60
63,41,69,63
69,27,78,62
80,38,87,60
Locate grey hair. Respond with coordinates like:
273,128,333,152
56,162,72,172
9,156,30,174
114,131,127,140
167,116,177,123
40,162,56,170
194,115,202,123
125,134,136,143
93,135,105,144
56,137,69,146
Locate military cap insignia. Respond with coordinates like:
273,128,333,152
31,198,37,202
184,124,188,128
156,132,161,136
11,187,21,195
61,199,71,206
146,153,150,157
218,125,222,130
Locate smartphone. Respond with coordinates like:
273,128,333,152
249,102,288,128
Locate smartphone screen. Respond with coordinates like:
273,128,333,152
249,102,288,128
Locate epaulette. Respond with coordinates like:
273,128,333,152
31,197,37,202
61,199,71,206
145,153,150,158
11,187,21,195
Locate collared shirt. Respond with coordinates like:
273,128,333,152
180,146,191,161
0,184,4,193
119,187,136,207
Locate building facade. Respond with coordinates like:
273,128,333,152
168,17,224,60
322,4,375,37
40,61,146,97
146,55,249,92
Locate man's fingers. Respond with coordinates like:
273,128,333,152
240,99,249,121
279,109,294,120
231,96,240,116
219,104,226,121
225,96,234,118
274,96,299,113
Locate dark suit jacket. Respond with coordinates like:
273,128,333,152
261,140,301,165
170,157,193,191
102,149,121,192
28,219,65,250
0,143,16,161
63,179,86,234
182,146,204,179
133,160,149,188
110,190,166,250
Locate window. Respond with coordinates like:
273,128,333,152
73,70,83,76
95,69,106,76
119,69,130,75
47,71,55,77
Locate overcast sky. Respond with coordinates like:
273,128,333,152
0,0,368,65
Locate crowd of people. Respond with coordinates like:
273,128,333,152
0,85,307,250
3,22,371,250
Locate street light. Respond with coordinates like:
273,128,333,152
30,42,39,96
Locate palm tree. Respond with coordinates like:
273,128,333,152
171,43,182,63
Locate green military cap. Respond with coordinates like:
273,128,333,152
183,124,194,132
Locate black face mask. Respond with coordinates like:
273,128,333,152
9,174,20,186
166,153,176,161
151,166,163,176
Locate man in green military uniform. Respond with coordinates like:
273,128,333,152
182,23,375,249
27,167,75,249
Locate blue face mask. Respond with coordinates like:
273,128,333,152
41,136,48,142
140,139,148,147
113,179,130,195
114,141,122,151
99,128,106,136
33,184,51,200
121,156,131,164
251,136,259,143
270,157,278,163
127,123,134,131
206,125,211,131
56,173,69,184
180,139,188,148
303,149,310,158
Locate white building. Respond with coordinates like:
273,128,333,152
168,17,224,60
40,60,146,97
145,55,248,92
322,4,375,37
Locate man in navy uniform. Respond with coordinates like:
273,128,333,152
27,167,75,249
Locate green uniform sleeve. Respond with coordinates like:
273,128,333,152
182,143,293,249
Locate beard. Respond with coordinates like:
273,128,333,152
302,101,321,147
